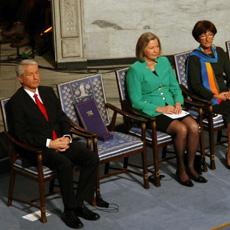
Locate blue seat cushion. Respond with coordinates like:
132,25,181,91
129,127,172,145
14,159,54,178
97,131,143,160
188,110,224,128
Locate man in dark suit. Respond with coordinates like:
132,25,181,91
6,59,100,229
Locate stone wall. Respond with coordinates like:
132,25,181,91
83,0,230,58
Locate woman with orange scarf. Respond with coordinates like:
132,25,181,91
187,20,230,168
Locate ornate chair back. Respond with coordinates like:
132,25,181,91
225,40,230,60
57,74,149,190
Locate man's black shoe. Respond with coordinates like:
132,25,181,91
61,210,83,229
75,205,100,221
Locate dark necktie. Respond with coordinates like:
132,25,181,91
33,93,57,140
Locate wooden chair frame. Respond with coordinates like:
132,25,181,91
0,97,94,222
57,74,150,198
0,98,55,223
115,68,179,187
174,51,225,170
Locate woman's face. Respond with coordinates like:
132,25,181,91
143,39,160,61
198,31,214,49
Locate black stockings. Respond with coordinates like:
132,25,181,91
166,116,199,181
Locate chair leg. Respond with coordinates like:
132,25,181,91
7,169,16,206
123,157,129,169
209,129,216,170
199,129,208,172
217,130,223,144
153,147,161,187
94,172,109,208
161,146,167,160
95,168,101,205
90,182,100,207
48,177,56,194
38,178,47,223
104,162,110,175
141,151,150,189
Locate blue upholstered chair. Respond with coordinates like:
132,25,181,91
0,98,55,223
115,68,174,187
174,51,225,170
57,74,149,196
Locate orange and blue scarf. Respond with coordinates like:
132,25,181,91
190,46,220,105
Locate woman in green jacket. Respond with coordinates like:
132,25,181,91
127,32,207,186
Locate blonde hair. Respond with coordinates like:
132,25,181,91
135,32,161,60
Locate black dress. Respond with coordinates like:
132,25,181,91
187,46,230,124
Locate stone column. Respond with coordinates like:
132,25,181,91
51,0,85,67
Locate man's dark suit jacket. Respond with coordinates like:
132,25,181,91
6,86,71,149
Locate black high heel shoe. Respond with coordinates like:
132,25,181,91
190,175,207,183
176,171,194,187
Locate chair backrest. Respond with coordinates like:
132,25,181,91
57,74,110,126
115,67,132,111
0,98,10,132
174,51,191,88
225,40,230,60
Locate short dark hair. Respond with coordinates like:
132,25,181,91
192,20,217,41
135,32,161,60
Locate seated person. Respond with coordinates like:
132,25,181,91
6,59,101,229
126,32,207,187
187,20,230,169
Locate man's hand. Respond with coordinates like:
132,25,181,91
48,136,70,152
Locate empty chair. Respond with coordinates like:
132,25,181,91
57,74,150,194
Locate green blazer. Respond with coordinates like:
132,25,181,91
126,56,184,117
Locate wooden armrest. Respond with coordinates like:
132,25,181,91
68,120,97,138
180,85,212,105
106,103,147,123
130,108,156,121
5,132,41,153
184,98,206,108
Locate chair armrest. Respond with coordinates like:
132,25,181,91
5,132,41,153
4,132,45,171
180,85,212,105
106,102,148,132
128,108,159,142
130,108,156,121
68,120,97,139
183,98,206,108
106,103,147,122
